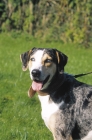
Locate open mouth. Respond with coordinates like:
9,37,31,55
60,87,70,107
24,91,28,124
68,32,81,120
43,75,50,85
32,75,50,91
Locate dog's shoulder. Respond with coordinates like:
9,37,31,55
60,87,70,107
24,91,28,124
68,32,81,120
50,73,92,115
50,73,82,103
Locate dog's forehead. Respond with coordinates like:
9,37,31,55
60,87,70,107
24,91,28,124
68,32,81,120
30,49,44,61
44,49,55,57
30,48,56,60
33,49,44,57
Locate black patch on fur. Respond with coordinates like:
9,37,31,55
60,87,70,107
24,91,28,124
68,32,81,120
44,48,58,63
87,91,92,98
72,122,81,139
21,51,29,68
30,47,42,56
65,95,71,103
82,99,89,109
55,49,68,71
49,75,76,104
44,48,68,72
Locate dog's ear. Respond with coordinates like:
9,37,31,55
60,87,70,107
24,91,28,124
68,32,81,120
20,50,32,71
55,50,68,72
28,86,36,98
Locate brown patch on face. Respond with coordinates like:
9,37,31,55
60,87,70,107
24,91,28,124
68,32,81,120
42,53,52,67
28,50,32,57
56,51,60,64
55,50,68,72
28,50,34,68
28,59,32,69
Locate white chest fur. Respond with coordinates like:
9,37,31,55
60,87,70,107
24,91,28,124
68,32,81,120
38,95,63,129
38,95,92,140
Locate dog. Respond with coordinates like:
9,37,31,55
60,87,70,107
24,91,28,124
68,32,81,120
20,48,92,140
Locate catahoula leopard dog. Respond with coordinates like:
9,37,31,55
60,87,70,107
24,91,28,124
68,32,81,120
20,48,92,140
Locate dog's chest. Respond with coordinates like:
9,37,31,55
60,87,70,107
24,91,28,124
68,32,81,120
38,95,61,128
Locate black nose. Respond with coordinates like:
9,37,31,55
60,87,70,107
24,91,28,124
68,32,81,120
31,69,41,77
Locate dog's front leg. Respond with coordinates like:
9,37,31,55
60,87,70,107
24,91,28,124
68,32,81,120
69,136,73,140
48,114,73,140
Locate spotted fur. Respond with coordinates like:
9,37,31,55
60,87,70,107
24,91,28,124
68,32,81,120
20,48,92,140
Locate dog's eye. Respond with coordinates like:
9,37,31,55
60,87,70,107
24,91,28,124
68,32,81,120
30,58,35,61
45,59,52,63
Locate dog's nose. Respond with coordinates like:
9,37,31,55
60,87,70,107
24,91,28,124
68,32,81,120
31,69,41,77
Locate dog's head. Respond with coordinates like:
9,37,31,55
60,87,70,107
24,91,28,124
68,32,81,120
20,48,68,94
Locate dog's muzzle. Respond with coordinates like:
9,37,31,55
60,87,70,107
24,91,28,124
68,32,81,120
31,69,50,91
31,69,41,79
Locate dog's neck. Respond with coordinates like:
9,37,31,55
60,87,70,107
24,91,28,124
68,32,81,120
28,71,65,97
38,73,78,104
40,71,65,94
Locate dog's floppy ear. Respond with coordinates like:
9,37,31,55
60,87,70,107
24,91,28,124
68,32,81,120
20,50,32,71
55,50,68,72
28,86,36,98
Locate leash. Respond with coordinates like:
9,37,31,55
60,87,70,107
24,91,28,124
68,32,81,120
74,72,92,78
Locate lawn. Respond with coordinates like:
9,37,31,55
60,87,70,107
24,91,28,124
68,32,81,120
0,33,92,140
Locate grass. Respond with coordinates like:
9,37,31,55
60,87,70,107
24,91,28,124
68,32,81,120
0,32,92,140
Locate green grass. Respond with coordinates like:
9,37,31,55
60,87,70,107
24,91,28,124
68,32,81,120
0,33,92,140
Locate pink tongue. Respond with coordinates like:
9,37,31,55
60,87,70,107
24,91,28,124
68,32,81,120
32,81,43,91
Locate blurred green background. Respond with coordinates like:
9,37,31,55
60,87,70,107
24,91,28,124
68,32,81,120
0,0,92,47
